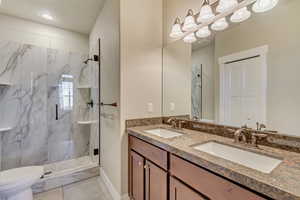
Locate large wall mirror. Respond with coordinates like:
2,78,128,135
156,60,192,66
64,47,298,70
163,0,300,137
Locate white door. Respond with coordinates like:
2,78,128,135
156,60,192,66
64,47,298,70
222,56,266,128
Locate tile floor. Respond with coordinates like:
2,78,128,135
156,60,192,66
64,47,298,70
34,177,113,200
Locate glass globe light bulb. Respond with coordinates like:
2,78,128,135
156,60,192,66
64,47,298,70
196,26,211,38
253,0,279,13
183,33,197,43
230,7,251,23
211,17,228,31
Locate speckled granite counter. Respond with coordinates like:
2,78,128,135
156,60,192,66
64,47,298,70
127,124,300,200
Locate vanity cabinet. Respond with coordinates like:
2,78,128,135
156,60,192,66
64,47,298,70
129,135,269,200
145,160,167,200
129,136,168,200
129,151,144,200
170,177,206,200
170,155,267,200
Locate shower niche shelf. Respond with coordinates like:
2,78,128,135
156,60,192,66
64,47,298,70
77,85,92,89
0,82,12,87
0,127,13,132
77,120,97,125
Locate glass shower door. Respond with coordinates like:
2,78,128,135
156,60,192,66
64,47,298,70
46,49,91,164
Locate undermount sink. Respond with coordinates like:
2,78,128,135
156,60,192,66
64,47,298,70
144,128,183,139
193,142,282,173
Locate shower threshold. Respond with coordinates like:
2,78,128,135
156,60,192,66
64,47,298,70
33,156,99,194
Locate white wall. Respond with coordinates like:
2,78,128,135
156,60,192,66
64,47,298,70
163,40,191,116
120,0,163,197
0,14,89,53
121,0,163,120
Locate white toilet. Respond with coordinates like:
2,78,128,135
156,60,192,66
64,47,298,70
0,166,44,200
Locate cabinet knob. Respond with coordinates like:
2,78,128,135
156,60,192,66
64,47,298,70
138,162,142,166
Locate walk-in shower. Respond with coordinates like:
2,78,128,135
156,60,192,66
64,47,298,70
0,40,100,193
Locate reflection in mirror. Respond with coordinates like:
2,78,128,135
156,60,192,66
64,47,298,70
163,0,300,137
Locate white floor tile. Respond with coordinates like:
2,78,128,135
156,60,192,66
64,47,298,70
34,176,113,200
34,188,63,200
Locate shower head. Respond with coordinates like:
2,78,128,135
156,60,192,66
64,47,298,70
83,55,99,64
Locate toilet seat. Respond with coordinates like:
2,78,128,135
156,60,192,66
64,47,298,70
0,166,44,192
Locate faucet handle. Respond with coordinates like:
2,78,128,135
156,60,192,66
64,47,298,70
178,120,187,129
256,122,267,131
167,117,175,124
251,133,268,147
167,118,178,129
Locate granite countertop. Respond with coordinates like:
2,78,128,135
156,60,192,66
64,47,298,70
127,124,300,200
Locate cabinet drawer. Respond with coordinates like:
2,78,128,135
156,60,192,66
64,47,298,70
129,136,168,170
170,155,267,200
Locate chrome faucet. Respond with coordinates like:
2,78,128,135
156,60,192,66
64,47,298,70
234,125,267,147
234,127,248,144
167,118,186,129
167,118,177,129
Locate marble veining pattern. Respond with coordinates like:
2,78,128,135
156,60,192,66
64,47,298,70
0,41,95,170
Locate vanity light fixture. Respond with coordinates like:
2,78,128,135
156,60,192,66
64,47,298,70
170,17,184,39
170,0,279,42
183,33,197,43
183,9,197,31
252,0,279,13
216,0,238,13
231,7,251,23
196,26,211,38
197,0,215,23
211,17,228,31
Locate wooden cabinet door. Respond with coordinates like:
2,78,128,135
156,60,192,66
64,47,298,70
145,160,167,200
129,151,145,200
170,177,206,200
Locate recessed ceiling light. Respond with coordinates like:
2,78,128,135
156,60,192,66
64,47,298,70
41,13,54,21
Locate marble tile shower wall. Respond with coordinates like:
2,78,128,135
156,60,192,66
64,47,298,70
0,41,97,170
191,64,202,119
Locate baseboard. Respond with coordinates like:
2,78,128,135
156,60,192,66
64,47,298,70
100,168,130,200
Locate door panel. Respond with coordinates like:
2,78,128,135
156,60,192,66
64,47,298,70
170,177,206,200
223,56,266,128
130,151,144,200
145,160,167,200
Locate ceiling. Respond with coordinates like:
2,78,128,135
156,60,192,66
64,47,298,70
0,0,104,35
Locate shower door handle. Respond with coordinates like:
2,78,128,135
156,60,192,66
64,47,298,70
55,104,58,120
